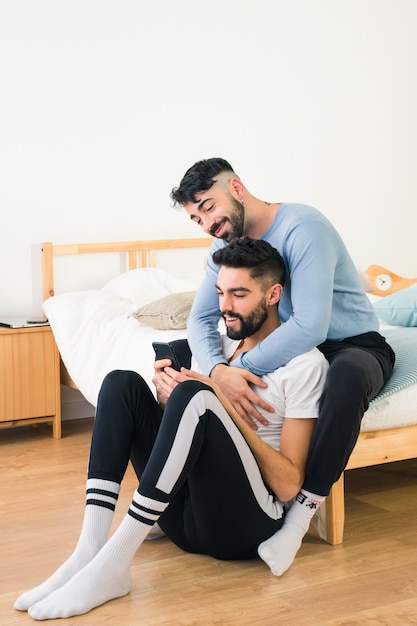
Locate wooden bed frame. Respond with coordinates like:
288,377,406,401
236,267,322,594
41,240,417,545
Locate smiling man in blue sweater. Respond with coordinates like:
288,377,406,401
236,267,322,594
171,157,395,575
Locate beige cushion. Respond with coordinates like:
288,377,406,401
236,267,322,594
131,291,196,330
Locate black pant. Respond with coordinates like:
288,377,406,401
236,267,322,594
305,331,395,496
88,372,284,560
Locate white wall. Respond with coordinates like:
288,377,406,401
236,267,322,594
1,0,416,314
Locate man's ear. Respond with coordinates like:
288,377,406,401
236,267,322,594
268,283,283,306
229,177,245,201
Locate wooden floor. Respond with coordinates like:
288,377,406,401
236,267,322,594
1,419,417,626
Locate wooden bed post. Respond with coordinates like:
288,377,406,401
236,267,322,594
324,473,345,545
42,242,55,301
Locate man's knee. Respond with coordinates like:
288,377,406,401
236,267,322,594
170,379,212,403
101,369,140,388
98,370,148,407
326,350,383,399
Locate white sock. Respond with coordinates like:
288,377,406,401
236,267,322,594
14,478,120,612
28,491,168,620
258,489,325,577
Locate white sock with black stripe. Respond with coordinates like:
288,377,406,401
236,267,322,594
27,490,168,620
14,478,120,612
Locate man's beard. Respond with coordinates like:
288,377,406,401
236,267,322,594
210,196,245,242
224,300,268,341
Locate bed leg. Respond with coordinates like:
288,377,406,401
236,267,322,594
324,473,345,545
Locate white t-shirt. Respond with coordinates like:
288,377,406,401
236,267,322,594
193,336,328,451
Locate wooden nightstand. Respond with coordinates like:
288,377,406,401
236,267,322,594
0,325,61,438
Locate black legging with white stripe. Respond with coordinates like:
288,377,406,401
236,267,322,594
88,370,284,560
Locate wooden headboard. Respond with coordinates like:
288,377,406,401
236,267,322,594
43,240,417,301
41,237,213,301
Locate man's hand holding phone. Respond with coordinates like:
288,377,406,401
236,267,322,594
152,341,188,408
152,342,182,371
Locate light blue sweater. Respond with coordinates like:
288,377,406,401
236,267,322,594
187,203,379,376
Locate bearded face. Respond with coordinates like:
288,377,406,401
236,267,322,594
223,298,269,340
211,195,245,242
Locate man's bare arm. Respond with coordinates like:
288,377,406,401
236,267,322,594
252,417,316,502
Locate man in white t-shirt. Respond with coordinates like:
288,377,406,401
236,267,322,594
15,237,327,620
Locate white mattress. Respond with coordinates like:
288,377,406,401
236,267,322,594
361,383,416,431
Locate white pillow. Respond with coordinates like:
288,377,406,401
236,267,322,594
101,268,199,307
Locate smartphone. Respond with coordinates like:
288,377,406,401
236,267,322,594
152,339,192,371
152,342,182,371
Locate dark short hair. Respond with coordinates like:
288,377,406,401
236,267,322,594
170,158,235,206
212,237,286,288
